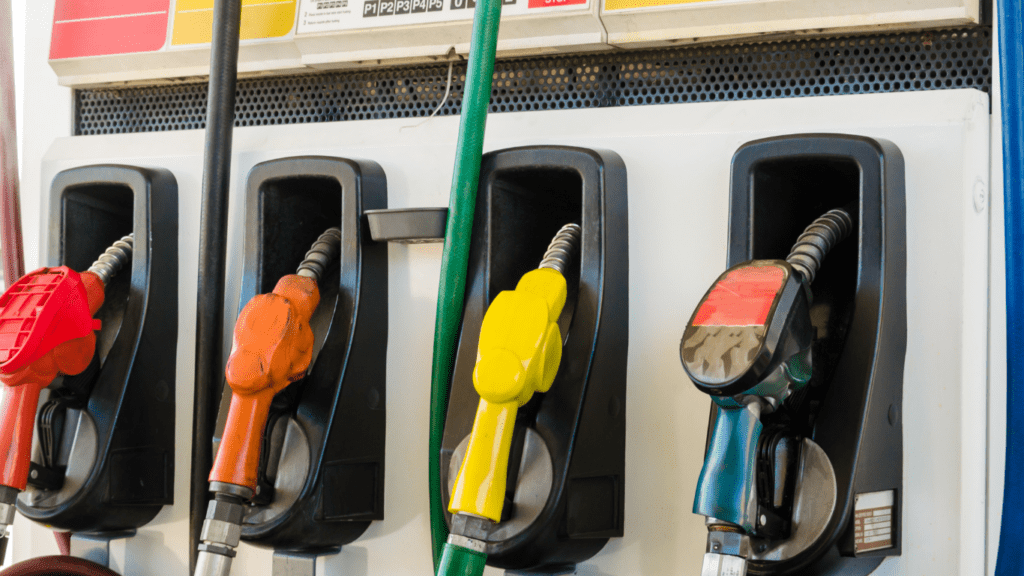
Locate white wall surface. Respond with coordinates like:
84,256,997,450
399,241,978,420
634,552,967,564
17,0,69,272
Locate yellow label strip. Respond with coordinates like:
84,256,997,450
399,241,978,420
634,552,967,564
172,0,296,44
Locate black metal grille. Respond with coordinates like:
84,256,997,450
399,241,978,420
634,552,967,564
75,26,992,136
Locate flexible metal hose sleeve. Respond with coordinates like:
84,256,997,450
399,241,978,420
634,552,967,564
0,556,120,576
538,223,582,275
296,227,342,281
785,208,855,284
0,0,24,287
428,0,503,567
87,235,133,286
190,0,242,572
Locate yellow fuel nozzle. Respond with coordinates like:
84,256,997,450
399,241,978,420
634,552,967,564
448,266,568,522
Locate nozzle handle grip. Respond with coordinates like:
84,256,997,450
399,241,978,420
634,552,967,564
693,404,763,532
449,399,518,521
0,329,98,491
209,391,275,492
0,378,48,491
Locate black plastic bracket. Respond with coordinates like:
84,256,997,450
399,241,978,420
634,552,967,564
439,146,629,571
18,164,178,532
229,156,388,552
366,207,447,243
724,134,907,575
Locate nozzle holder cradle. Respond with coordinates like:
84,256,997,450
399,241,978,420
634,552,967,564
18,165,178,532
225,156,388,551
721,134,907,575
439,146,629,571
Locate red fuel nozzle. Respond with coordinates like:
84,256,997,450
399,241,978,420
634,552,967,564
209,274,319,493
0,267,104,490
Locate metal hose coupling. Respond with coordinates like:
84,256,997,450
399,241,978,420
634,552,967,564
538,223,582,276
437,512,491,576
296,227,341,283
87,234,134,286
195,488,247,576
701,521,751,576
785,208,855,284
0,485,16,562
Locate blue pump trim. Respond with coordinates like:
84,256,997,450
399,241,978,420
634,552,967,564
996,1,1024,574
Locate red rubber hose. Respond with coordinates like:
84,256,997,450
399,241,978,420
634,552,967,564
0,0,24,286
53,532,71,556
0,556,120,576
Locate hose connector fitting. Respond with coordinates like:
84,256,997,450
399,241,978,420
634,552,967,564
0,488,16,562
437,513,490,576
87,234,134,287
296,228,342,283
701,524,752,576
195,491,246,576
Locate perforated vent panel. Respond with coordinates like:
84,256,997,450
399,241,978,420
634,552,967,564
75,26,991,136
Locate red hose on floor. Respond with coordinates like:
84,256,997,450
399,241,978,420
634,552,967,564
0,556,119,576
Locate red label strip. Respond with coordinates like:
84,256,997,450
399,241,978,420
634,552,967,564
692,265,785,327
54,0,170,22
528,0,587,8
50,0,169,59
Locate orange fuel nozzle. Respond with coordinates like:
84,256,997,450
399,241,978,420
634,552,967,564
209,274,320,494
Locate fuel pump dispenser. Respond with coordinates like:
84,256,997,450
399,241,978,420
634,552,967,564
196,234,333,576
682,134,907,576
196,156,388,576
0,164,177,564
684,209,850,575
440,223,580,575
0,246,125,557
0,164,179,572
437,146,629,573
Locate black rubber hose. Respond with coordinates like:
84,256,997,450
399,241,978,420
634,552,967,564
190,0,242,572
785,207,856,284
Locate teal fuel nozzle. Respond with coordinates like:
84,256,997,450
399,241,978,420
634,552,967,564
681,208,854,576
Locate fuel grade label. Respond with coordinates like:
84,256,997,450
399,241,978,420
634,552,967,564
50,0,170,59
297,0,587,33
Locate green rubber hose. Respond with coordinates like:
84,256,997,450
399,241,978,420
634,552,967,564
428,0,503,569
437,543,488,576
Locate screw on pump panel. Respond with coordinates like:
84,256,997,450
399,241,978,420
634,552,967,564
195,228,340,576
440,224,581,576
0,235,134,559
